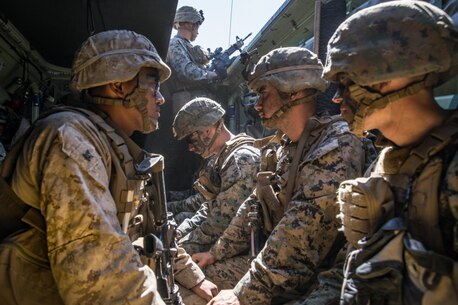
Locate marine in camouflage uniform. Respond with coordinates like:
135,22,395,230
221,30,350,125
167,6,223,114
206,47,365,305
167,155,215,225
331,80,379,172
0,30,217,305
165,6,224,197
295,2,458,304
171,98,260,256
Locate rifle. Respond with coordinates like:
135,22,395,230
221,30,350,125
240,48,259,81
208,33,252,79
247,196,265,259
136,154,184,305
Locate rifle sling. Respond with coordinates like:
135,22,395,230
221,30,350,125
283,120,315,206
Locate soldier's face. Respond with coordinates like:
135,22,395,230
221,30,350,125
190,23,200,41
185,129,212,156
123,67,165,133
254,84,284,120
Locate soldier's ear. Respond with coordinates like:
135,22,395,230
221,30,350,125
108,82,124,97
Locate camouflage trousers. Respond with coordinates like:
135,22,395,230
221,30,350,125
281,267,343,305
203,255,251,290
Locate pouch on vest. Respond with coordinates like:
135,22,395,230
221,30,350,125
255,171,283,234
342,217,458,305
193,172,220,201
338,176,396,248
341,217,406,305
403,233,458,305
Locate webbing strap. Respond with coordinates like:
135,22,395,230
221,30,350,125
214,134,255,171
1,106,144,236
283,119,316,206
400,112,458,175
398,112,458,254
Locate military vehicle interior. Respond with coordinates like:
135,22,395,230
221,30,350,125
0,0,456,192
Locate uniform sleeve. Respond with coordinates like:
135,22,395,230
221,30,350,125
167,192,205,214
295,244,349,305
33,123,164,305
174,247,206,289
179,149,259,248
209,196,253,261
176,202,209,238
168,38,212,84
233,133,364,305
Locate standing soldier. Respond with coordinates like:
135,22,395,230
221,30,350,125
165,5,225,197
170,97,260,255
0,30,217,305
203,47,365,304
167,5,223,114
320,1,458,304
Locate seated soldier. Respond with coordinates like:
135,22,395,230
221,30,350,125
193,47,365,303
171,97,260,256
294,2,458,304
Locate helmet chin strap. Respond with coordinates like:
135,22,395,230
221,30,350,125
349,74,437,138
83,70,159,134
262,92,317,128
196,119,224,159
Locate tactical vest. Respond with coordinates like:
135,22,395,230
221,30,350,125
255,115,342,234
193,133,256,201
254,130,283,172
0,106,155,242
340,112,458,305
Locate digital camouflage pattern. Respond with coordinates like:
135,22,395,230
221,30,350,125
318,2,458,304
285,245,349,305
168,192,206,225
172,97,225,140
177,134,260,255
0,111,206,305
167,36,214,89
323,1,458,86
174,6,204,26
71,30,171,134
247,47,328,93
168,155,216,226
71,30,170,92
208,115,364,305
203,254,252,290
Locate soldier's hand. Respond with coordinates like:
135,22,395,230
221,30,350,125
191,279,218,301
192,252,216,268
207,289,240,305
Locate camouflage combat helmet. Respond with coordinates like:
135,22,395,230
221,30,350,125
172,97,225,140
71,30,170,92
71,30,171,134
248,47,328,93
323,0,458,86
174,6,204,27
248,47,328,128
323,1,458,137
